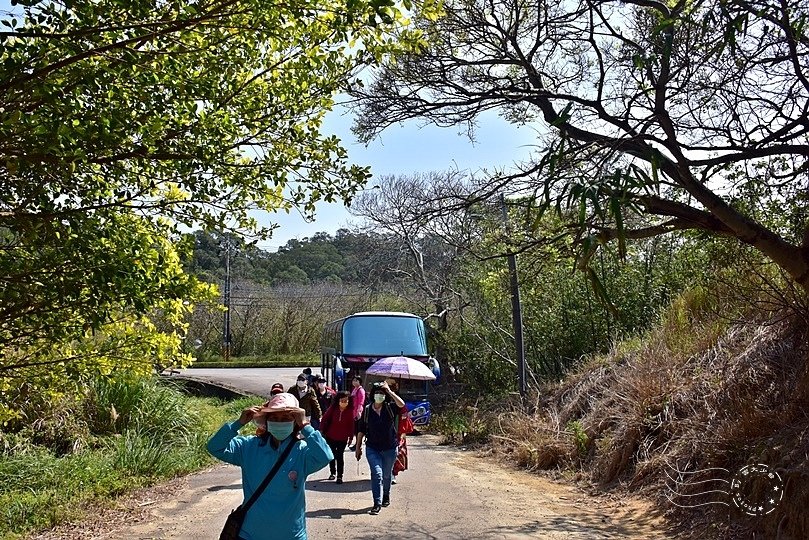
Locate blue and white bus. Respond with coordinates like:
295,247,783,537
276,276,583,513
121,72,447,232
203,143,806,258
320,311,440,425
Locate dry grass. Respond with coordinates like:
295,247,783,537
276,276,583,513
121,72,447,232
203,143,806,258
478,298,809,539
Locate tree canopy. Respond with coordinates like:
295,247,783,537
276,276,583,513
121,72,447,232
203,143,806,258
0,0,436,422
183,228,403,286
351,0,809,292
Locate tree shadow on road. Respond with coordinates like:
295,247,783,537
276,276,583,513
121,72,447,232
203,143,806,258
307,478,369,494
207,483,241,492
335,509,672,539
487,512,670,538
306,507,371,519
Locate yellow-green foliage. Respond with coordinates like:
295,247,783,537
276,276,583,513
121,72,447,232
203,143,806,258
660,285,728,354
0,215,218,426
0,0,440,426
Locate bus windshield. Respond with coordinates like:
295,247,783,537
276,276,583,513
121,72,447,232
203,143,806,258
342,316,428,356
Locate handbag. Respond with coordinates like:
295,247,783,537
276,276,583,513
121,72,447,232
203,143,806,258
398,412,415,435
219,438,296,540
393,439,408,474
219,507,246,540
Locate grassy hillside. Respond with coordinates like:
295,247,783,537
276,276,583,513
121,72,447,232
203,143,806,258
437,291,809,539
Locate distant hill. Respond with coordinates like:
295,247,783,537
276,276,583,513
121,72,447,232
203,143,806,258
181,228,405,287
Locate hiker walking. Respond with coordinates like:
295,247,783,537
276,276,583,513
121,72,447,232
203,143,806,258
354,380,406,515
207,392,333,539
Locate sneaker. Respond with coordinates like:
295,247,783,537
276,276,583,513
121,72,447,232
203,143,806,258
369,505,381,515
349,444,356,451
335,477,343,484
381,495,390,507
328,474,336,480
391,477,397,485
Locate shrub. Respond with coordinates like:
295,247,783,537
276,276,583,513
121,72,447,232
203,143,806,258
85,374,199,443
0,374,253,538
431,406,491,446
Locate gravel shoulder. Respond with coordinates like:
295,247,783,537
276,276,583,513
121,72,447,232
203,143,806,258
29,434,671,540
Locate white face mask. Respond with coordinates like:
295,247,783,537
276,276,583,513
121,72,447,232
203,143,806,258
373,394,386,404
296,380,307,389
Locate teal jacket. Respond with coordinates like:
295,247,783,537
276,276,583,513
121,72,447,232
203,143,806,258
207,422,333,540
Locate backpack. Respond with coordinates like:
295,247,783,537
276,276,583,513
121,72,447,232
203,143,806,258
362,401,394,432
362,401,412,438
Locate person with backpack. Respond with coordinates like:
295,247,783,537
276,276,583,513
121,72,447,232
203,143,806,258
311,374,335,430
354,380,406,515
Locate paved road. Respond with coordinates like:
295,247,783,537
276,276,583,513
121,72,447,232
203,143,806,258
103,435,668,540
61,368,670,539
174,367,315,399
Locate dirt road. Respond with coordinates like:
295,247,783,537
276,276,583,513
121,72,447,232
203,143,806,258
33,434,669,539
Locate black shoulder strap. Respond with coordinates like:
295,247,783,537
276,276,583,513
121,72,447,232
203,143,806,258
363,402,397,429
389,403,403,432
242,437,296,512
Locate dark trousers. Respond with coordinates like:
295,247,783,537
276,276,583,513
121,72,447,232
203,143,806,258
325,437,347,476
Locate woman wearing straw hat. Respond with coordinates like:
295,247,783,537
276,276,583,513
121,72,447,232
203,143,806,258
207,392,334,540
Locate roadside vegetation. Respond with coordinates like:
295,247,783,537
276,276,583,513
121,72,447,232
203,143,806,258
430,253,809,540
0,377,256,539
4,1,809,539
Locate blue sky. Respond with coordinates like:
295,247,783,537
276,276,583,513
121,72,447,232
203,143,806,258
257,108,537,250
1,1,538,250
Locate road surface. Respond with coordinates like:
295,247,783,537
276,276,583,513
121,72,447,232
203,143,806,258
30,368,671,539
171,367,313,398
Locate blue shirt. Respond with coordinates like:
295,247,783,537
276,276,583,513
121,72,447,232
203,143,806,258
207,422,333,540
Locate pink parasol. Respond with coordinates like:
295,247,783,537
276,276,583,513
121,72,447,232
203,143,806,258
365,355,436,381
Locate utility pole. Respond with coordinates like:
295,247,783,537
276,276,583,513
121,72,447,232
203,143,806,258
222,234,231,362
500,195,526,397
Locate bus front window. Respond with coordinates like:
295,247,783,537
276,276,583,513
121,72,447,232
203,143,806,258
342,316,428,357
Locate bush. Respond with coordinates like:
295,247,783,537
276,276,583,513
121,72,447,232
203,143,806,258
0,374,259,538
470,296,809,539
84,375,199,442
430,393,507,446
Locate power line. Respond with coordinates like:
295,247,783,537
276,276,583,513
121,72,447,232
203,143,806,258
224,293,372,300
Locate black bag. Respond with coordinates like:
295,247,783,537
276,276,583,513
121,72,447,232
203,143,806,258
219,506,246,540
219,438,296,540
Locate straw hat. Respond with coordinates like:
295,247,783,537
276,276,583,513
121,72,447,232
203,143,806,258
259,392,304,414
